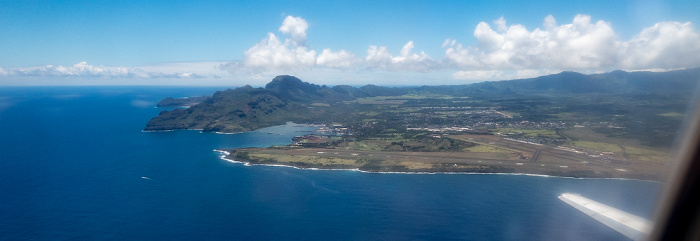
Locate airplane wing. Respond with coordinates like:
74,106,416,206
559,193,651,240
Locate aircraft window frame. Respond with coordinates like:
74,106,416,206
649,93,700,241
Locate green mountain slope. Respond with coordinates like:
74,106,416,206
144,85,313,133
144,68,700,133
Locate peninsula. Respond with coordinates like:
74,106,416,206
146,68,700,180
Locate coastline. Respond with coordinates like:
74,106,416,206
142,121,665,182
214,149,661,181
145,121,665,182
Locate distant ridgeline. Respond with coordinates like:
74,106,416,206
144,68,700,135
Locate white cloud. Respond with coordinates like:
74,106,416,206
444,15,700,80
443,42,478,68
317,49,360,68
445,15,700,75
4,14,700,86
243,32,317,69
365,41,436,71
621,21,700,69
445,15,621,70
243,16,318,70
139,61,229,77
241,16,435,72
515,69,552,79
279,15,309,44
452,70,503,80
8,62,134,77
3,61,220,79
365,46,392,69
452,69,556,81
494,16,508,32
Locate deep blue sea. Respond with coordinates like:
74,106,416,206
0,87,662,240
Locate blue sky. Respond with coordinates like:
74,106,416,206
1,0,699,86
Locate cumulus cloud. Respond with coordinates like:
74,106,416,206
365,41,436,71
241,16,434,72
279,15,309,44
244,32,317,69
5,14,700,85
244,16,318,70
621,21,700,69
444,14,700,73
317,49,360,68
444,15,621,70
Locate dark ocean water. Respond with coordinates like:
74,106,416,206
0,87,662,240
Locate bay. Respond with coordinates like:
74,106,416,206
0,87,661,240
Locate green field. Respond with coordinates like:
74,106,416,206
496,128,561,139
464,144,511,153
348,94,469,105
571,140,623,153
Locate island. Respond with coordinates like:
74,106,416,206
146,68,700,180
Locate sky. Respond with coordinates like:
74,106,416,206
1,0,699,86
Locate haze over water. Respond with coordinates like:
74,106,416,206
0,87,660,240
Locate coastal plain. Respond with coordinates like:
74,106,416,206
223,131,667,180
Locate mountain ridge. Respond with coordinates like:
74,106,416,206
144,67,700,133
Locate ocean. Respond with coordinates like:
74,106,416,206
0,86,661,240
